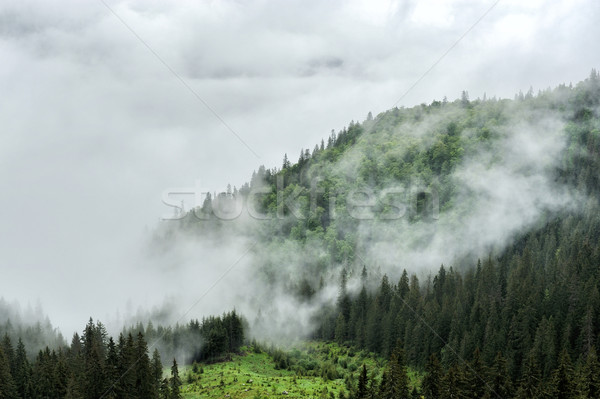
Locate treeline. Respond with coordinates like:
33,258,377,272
0,319,183,399
343,339,599,399
0,311,245,399
123,310,245,364
0,299,66,359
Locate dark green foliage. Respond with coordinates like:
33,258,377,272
13,338,32,398
487,352,513,399
124,310,245,364
160,377,170,399
82,319,106,399
152,348,163,394
379,341,410,399
0,315,241,399
356,364,368,399
134,333,156,399
463,348,488,398
581,346,600,398
515,353,542,399
0,345,18,399
422,354,442,399
169,359,182,399
550,349,578,399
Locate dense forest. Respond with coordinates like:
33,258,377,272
0,312,244,398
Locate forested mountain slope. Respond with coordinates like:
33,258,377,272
156,70,600,398
165,70,599,293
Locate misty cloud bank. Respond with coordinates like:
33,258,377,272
359,108,579,273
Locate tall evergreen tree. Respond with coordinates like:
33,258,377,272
0,346,18,399
356,364,369,399
422,353,442,399
152,348,164,395
82,320,106,399
486,352,513,399
169,359,182,399
103,337,119,399
380,340,410,399
1,335,15,377
550,349,577,399
441,365,466,399
463,348,488,398
12,338,32,399
581,346,600,398
135,332,157,399
515,352,542,399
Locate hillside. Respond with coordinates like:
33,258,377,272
158,70,600,398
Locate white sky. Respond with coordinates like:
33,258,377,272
1,0,599,335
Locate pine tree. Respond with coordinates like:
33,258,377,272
550,349,577,399
515,352,541,399
282,154,291,169
486,352,513,399
463,347,488,398
169,359,182,399
398,270,410,300
135,332,157,399
0,346,18,399
380,340,410,399
334,314,346,345
422,353,442,399
357,364,368,399
65,375,82,399
82,320,106,399
160,377,170,399
10,338,31,399
54,349,70,398
33,348,55,398
116,333,136,398
1,334,15,376
152,348,164,394
581,346,600,398
441,365,466,399
103,337,119,399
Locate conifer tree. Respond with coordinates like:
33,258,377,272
515,352,541,399
169,359,182,399
160,377,170,399
422,353,442,399
550,349,577,399
152,348,164,394
356,364,368,399
135,332,157,399
441,365,466,399
54,349,70,398
1,334,15,376
486,352,512,399
380,340,410,399
12,338,32,399
463,348,488,398
103,337,119,399
82,320,106,399
117,333,136,397
581,346,600,398
0,346,18,399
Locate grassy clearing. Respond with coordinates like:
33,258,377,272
180,341,422,398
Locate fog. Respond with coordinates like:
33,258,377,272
1,0,599,338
